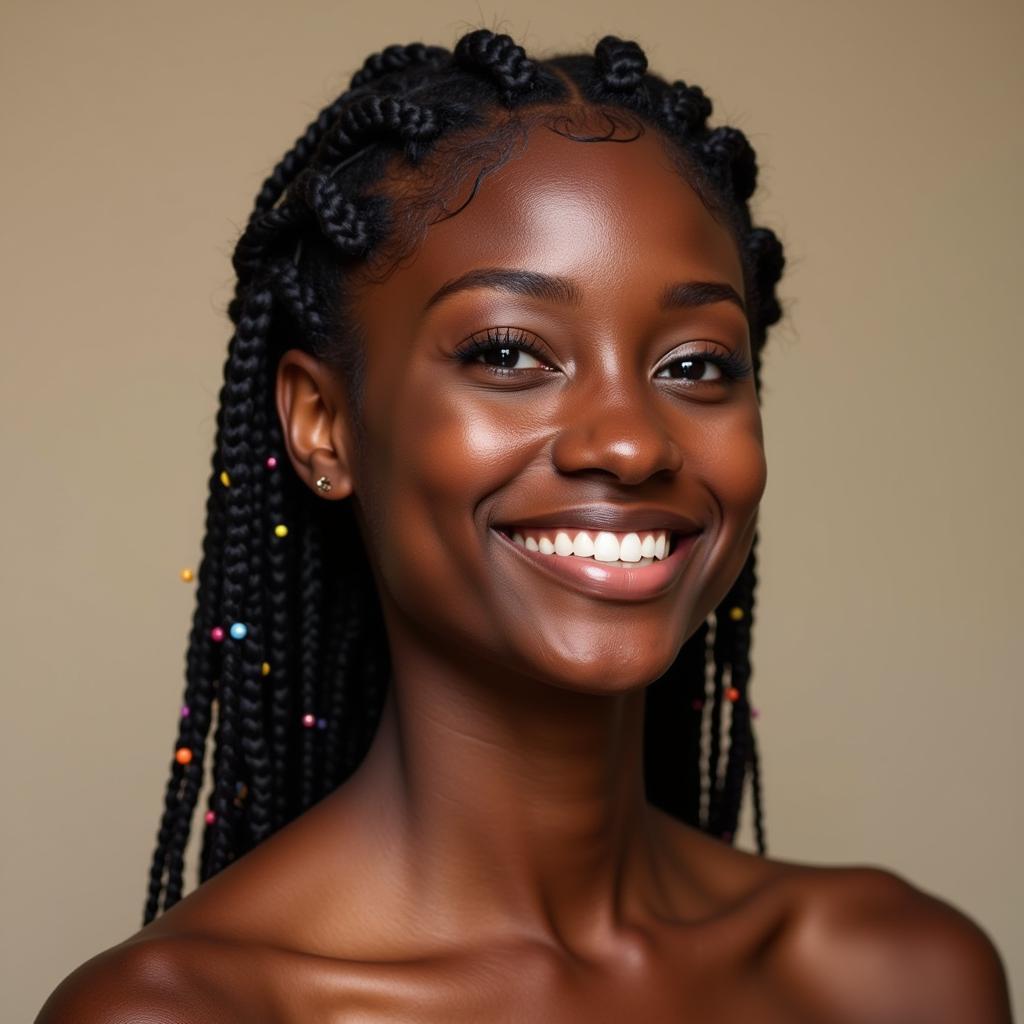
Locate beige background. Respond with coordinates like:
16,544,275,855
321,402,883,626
3,0,1021,1017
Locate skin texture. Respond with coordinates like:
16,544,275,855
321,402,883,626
37,121,1012,1023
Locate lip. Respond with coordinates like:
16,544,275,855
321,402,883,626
491,526,702,602
494,504,703,535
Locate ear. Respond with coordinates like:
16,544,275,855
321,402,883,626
275,349,357,500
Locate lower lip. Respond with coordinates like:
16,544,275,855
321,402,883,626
491,529,702,602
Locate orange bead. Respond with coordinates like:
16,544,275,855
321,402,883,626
726,687,740,702
175,747,193,765
179,568,194,582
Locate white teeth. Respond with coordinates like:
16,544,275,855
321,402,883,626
506,528,676,565
554,531,575,556
619,533,642,562
572,531,595,557
593,532,620,562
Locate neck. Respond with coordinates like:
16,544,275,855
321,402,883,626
335,622,674,949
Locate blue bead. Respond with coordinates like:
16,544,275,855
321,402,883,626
229,622,248,640
316,717,328,730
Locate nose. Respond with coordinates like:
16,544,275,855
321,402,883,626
550,380,684,485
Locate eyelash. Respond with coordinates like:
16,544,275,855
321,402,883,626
453,329,752,384
453,328,554,376
656,343,753,384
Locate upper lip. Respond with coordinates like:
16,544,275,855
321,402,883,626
493,504,704,535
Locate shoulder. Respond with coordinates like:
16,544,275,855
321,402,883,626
35,933,249,1024
777,864,1012,1023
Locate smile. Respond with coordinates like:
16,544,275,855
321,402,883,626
492,525,702,601
505,527,672,565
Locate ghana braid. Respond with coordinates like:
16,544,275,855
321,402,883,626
144,29,785,923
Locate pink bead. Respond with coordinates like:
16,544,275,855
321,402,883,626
210,626,225,642
180,705,190,718
265,456,278,469
751,707,760,719
301,713,315,728
204,810,216,825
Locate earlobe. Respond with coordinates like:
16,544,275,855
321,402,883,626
275,348,356,500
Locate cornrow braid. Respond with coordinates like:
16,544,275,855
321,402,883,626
144,29,785,921
350,42,450,90
452,29,541,106
592,35,651,110
659,80,713,138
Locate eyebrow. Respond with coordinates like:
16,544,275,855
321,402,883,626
425,268,581,310
424,267,746,316
660,280,746,316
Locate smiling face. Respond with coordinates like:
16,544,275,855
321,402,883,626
311,115,766,694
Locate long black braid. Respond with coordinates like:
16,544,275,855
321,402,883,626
144,29,785,923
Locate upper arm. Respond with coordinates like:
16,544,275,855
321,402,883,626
787,867,1012,1024
35,939,227,1024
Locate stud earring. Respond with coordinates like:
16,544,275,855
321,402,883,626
315,475,333,494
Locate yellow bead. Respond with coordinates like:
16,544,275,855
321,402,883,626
274,524,288,538
729,606,744,621
261,662,271,677
219,470,231,487
179,568,194,583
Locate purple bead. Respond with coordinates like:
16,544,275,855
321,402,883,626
316,717,327,730
180,705,190,718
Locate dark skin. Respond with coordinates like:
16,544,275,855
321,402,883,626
39,119,1012,1023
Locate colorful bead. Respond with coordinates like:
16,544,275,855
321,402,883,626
204,810,216,825
301,713,316,728
261,662,271,677
210,626,225,643
175,747,192,765
229,622,248,640
219,470,231,487
729,606,744,621
274,524,289,538
726,687,740,702
179,568,194,582
235,782,248,799
751,706,760,719
180,705,190,718
722,830,734,842
691,698,704,711
316,717,327,730
265,456,278,469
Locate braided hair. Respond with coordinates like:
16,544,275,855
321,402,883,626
144,30,786,924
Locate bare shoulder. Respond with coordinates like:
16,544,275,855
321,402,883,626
34,933,249,1024
776,864,1013,1023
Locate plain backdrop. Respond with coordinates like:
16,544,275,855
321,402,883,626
3,0,1021,1018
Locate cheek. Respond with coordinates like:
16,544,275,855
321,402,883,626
357,375,536,623
700,401,767,517
688,398,766,613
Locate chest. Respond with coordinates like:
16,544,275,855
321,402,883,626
248,942,817,1024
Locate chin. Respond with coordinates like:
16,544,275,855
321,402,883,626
525,638,685,697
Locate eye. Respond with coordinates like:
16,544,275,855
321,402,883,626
653,344,752,386
453,328,556,376
655,356,723,383
474,345,546,370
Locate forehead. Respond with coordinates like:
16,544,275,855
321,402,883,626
359,119,745,318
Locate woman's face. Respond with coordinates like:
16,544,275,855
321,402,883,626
336,120,765,693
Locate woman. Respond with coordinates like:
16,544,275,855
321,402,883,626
38,30,1011,1022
